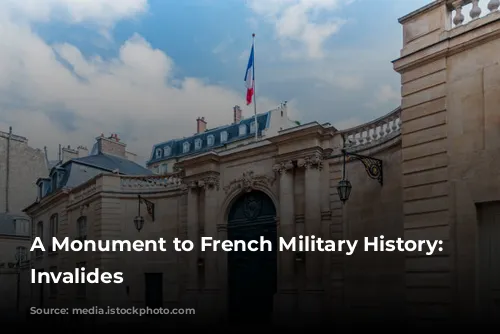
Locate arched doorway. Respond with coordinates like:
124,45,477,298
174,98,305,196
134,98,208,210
227,190,277,324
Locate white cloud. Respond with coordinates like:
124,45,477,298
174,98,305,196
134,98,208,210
1,0,148,27
0,1,285,162
247,0,353,59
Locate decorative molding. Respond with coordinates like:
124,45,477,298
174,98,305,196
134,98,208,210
321,210,332,221
295,214,305,224
73,184,97,203
223,170,275,194
217,224,227,233
272,160,294,174
297,153,323,170
79,204,89,216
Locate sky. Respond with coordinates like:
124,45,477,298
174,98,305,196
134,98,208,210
0,0,481,162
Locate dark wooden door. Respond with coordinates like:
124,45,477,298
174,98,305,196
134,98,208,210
227,191,277,324
145,273,163,308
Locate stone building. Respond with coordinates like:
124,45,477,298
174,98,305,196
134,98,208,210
0,127,48,214
21,0,500,326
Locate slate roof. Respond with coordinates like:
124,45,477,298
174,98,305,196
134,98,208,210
37,153,153,199
148,111,271,165
71,153,153,175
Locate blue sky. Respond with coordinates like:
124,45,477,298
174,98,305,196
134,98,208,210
0,0,434,160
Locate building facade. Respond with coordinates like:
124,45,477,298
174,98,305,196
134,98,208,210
147,103,297,174
21,0,500,325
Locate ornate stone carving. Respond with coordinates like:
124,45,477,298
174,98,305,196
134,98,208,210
223,170,275,194
272,160,294,174
297,153,323,170
202,176,220,191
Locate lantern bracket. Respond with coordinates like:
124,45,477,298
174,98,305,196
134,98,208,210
341,149,383,186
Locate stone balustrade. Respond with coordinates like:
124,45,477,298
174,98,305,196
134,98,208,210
120,174,183,190
340,107,401,150
449,0,499,27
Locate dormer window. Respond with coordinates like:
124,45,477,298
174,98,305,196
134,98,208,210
163,146,171,157
207,135,215,147
250,121,257,134
220,131,228,143
155,148,162,159
194,138,202,150
182,141,190,153
38,183,43,199
239,124,247,136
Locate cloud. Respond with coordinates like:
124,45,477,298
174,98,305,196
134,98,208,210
247,0,353,59
1,0,148,27
0,1,285,162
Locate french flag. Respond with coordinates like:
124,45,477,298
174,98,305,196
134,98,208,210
244,43,255,105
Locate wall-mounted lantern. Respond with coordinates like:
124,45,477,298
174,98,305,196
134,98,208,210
337,149,383,203
134,195,155,232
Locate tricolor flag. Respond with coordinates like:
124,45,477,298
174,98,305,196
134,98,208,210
244,43,255,105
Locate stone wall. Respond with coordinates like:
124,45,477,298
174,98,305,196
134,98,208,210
394,0,500,322
0,129,47,214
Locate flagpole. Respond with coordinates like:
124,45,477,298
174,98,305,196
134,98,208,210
252,33,258,141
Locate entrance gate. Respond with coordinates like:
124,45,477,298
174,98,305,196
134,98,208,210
227,190,277,324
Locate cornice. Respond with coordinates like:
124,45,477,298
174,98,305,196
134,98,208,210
24,188,70,216
394,14,500,73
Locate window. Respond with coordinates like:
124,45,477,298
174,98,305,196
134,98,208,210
16,246,27,264
76,262,86,298
159,164,168,174
155,148,162,159
36,222,43,258
194,138,202,150
239,124,247,136
15,219,29,236
182,142,190,153
220,131,228,143
77,216,87,241
207,135,215,146
49,266,58,297
163,146,171,157
250,121,257,134
49,214,58,253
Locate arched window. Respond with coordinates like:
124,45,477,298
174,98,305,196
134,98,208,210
36,221,43,257
49,214,58,253
239,124,247,136
182,142,190,153
194,138,202,150
207,135,215,146
220,131,228,143
77,216,87,241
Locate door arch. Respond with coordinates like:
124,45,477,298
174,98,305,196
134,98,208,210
227,190,277,324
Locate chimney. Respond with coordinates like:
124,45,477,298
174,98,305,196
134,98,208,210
196,117,207,133
77,145,89,157
61,145,79,163
233,105,242,124
95,133,127,158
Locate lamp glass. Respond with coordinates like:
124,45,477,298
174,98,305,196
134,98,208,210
337,179,352,202
134,216,145,231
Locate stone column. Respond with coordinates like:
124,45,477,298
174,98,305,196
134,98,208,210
199,175,221,322
185,181,199,307
297,153,324,322
272,160,296,324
